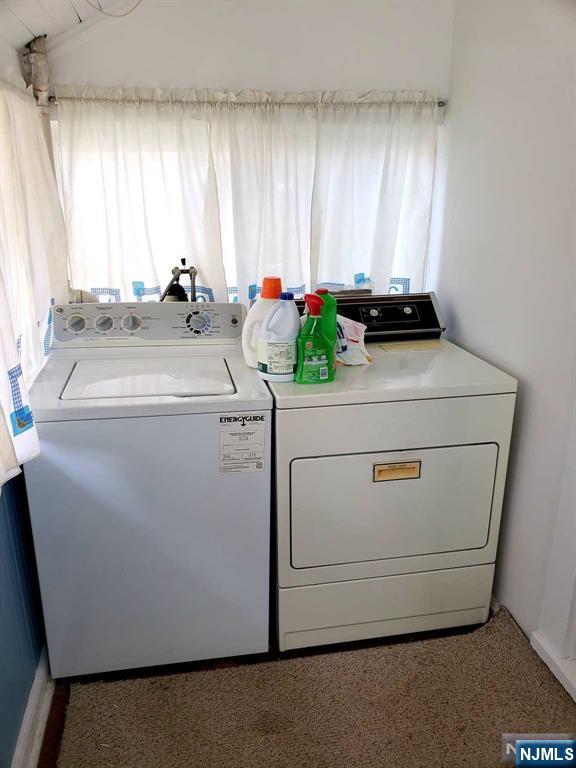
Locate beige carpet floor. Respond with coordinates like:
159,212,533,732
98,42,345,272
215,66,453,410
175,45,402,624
57,608,575,768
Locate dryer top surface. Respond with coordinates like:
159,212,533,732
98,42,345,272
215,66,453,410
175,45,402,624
268,341,517,409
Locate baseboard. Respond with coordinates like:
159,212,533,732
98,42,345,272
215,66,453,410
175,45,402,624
531,630,576,703
11,649,54,768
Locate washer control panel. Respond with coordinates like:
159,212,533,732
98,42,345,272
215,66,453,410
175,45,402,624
52,302,245,346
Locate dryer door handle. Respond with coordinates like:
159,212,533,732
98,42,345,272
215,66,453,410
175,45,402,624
373,461,421,482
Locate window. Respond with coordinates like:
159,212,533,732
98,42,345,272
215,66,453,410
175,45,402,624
54,87,442,306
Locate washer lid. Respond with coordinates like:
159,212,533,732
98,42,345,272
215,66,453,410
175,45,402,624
61,357,235,400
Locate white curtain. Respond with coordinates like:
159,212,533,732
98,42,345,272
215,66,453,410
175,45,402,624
311,92,439,295
0,79,68,487
55,87,441,306
208,95,318,306
56,87,227,303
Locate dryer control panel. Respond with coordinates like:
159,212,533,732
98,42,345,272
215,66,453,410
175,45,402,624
295,292,446,342
52,302,245,346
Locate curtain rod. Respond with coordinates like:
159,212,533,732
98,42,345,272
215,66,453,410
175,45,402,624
48,95,446,107
49,89,446,108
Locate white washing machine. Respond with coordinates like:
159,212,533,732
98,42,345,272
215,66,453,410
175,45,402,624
25,302,272,677
268,294,517,652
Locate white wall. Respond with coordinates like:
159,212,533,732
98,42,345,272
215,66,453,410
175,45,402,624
538,402,576,653
47,0,454,92
427,0,576,635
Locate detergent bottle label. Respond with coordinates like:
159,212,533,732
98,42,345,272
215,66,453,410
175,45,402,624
257,340,297,375
299,341,330,383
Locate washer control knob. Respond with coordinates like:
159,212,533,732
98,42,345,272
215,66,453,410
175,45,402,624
67,314,86,334
186,311,209,332
122,313,142,333
403,306,413,315
94,314,114,333
369,308,379,317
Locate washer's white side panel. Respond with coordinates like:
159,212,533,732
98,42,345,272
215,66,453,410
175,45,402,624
276,394,515,587
25,413,271,677
279,565,494,651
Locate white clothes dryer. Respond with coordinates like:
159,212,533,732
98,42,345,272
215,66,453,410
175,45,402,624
268,294,517,651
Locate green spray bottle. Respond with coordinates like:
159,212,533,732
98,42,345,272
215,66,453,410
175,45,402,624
316,288,337,369
295,294,335,384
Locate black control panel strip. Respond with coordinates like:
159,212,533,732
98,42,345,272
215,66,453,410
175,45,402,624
295,292,446,342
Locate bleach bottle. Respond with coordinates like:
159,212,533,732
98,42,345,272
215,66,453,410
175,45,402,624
257,292,300,382
242,276,282,368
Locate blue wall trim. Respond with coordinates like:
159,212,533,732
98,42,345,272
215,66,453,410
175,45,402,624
0,474,44,768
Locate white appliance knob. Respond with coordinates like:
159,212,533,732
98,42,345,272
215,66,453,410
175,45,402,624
95,314,114,333
67,314,86,334
122,313,142,332
369,308,379,317
186,312,208,331
403,306,413,315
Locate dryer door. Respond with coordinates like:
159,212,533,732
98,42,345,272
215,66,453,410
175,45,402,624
290,443,498,568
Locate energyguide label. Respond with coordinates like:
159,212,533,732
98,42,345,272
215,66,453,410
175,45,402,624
219,414,266,473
